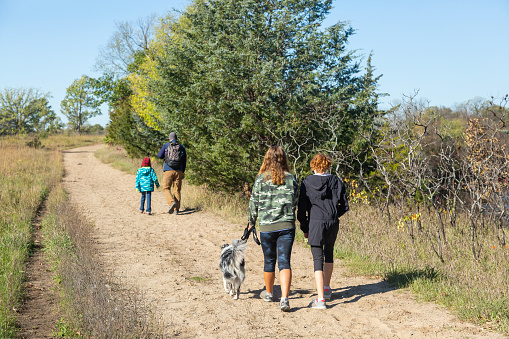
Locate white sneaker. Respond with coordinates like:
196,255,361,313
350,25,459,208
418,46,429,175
260,290,273,302
280,298,290,312
311,298,326,309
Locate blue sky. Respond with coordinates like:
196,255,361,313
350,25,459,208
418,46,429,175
1,0,508,127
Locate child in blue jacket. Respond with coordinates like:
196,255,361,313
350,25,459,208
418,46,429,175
135,157,160,215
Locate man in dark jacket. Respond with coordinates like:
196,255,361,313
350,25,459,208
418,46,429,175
297,154,349,309
157,132,187,214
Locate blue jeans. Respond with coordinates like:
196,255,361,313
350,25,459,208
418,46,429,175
260,228,295,272
140,191,152,212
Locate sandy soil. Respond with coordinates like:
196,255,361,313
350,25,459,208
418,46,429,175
62,144,505,338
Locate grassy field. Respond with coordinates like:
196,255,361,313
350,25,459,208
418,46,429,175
96,144,509,335
0,134,102,337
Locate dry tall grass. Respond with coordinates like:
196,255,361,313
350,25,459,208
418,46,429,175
0,137,62,336
338,204,509,333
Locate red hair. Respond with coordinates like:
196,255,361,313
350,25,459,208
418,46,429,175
310,154,331,173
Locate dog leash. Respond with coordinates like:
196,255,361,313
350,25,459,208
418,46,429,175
241,223,261,245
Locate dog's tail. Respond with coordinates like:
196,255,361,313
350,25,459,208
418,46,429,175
232,239,248,252
231,239,248,266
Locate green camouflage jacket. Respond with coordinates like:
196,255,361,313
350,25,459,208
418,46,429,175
248,171,299,232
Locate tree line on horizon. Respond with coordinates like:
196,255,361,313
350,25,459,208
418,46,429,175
0,85,105,137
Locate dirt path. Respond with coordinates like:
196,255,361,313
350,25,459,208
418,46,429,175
62,144,503,338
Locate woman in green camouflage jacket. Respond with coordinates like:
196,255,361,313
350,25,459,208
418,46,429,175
248,146,299,312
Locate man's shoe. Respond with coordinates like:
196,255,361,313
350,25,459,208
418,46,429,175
259,290,273,302
173,210,179,215
168,202,176,214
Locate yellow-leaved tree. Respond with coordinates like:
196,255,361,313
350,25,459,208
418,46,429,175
128,14,193,133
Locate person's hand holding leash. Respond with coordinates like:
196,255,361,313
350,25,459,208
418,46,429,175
242,223,260,245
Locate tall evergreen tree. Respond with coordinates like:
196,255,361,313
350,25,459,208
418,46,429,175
148,0,382,191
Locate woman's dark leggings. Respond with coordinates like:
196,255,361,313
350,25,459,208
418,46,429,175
260,228,295,272
310,244,335,271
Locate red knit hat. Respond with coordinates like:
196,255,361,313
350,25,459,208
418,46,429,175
142,157,151,167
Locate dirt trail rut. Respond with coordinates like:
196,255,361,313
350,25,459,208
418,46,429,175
62,144,503,338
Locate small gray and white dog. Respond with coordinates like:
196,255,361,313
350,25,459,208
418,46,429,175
219,239,247,300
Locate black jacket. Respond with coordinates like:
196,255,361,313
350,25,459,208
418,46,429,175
297,174,349,243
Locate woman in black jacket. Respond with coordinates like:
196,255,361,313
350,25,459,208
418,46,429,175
297,154,349,309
